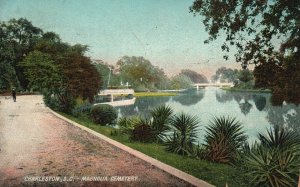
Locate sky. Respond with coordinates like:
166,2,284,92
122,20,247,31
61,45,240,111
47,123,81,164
0,0,242,78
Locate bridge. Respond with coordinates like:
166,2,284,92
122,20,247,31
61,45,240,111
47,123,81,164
193,83,234,90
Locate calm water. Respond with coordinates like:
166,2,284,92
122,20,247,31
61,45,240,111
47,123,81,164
115,88,300,144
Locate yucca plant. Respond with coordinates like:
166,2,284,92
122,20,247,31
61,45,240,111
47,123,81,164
164,113,199,156
117,116,140,135
150,105,173,142
130,118,155,142
202,116,247,163
242,126,300,187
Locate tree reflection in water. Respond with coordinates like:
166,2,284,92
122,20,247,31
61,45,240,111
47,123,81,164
267,104,300,134
239,100,253,115
174,89,205,106
253,95,267,111
115,96,170,118
215,90,269,115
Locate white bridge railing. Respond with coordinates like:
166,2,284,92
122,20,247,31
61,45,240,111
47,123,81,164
193,83,233,89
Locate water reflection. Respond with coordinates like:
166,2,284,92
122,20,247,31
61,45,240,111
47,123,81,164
174,90,204,106
216,90,233,103
253,95,267,111
115,96,170,118
239,100,253,115
267,104,300,134
215,90,268,115
115,88,299,143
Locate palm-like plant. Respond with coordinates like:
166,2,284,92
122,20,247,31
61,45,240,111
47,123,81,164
202,116,247,163
243,126,300,187
117,116,140,135
164,113,199,156
150,105,173,142
131,118,154,142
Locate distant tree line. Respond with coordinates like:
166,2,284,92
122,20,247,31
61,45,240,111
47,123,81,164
212,67,253,84
94,56,209,91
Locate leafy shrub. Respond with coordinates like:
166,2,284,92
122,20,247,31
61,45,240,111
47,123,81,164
43,91,75,113
241,126,300,187
90,104,117,125
164,113,199,156
72,103,92,117
201,116,247,163
150,105,173,142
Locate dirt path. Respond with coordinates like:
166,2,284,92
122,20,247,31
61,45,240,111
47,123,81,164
0,95,192,187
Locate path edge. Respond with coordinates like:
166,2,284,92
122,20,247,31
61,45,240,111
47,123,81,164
49,109,215,187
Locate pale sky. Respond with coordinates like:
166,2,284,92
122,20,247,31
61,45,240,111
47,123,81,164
0,0,242,78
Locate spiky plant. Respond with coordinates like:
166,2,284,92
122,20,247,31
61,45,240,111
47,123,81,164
202,116,247,163
117,116,140,135
164,113,199,156
131,118,154,142
150,105,173,142
243,126,300,187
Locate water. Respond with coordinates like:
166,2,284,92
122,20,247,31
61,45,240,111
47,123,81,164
115,88,300,144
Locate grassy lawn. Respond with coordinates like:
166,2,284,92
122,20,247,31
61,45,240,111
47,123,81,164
221,87,271,93
60,113,250,187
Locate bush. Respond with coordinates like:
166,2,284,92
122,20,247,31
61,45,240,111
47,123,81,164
164,113,199,156
43,91,75,113
90,104,117,125
241,126,300,187
201,116,247,163
71,103,92,117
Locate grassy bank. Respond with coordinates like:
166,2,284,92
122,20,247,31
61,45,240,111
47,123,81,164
60,113,249,187
221,87,271,93
134,92,178,97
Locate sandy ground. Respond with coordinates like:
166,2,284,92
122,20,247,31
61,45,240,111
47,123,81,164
0,95,192,187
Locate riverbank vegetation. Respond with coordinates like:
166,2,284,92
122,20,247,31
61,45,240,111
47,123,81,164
60,111,249,186
61,103,300,187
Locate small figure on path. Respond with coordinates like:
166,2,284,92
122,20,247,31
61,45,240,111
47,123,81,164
12,88,16,102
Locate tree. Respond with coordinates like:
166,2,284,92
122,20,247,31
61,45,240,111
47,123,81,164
179,69,208,83
170,74,193,90
212,67,239,83
22,39,101,112
117,56,168,90
62,52,101,102
1,18,43,89
190,0,299,66
190,1,300,104
21,51,62,91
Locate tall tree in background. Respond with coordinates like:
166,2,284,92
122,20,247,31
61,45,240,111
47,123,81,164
117,56,169,91
179,69,208,83
212,67,239,83
190,0,300,104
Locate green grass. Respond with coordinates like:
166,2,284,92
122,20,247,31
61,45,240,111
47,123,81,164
221,87,271,93
60,113,250,187
134,92,178,97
